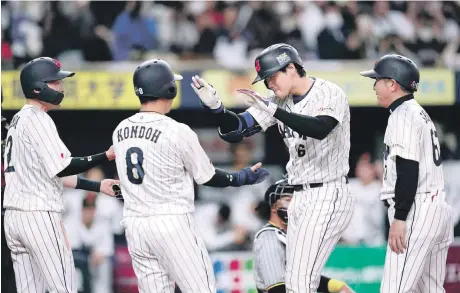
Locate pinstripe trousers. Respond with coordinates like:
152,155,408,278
4,210,77,293
122,213,216,293
286,183,354,293
381,193,454,293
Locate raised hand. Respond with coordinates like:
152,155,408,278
237,89,277,116
191,75,222,110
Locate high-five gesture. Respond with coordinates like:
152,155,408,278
237,89,277,117
191,75,222,110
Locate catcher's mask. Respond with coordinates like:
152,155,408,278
263,180,294,225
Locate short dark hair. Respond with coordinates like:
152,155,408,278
279,63,306,78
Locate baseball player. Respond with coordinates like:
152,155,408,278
3,57,120,293
254,181,356,293
2,92,16,293
360,54,454,293
192,43,354,293
111,59,270,293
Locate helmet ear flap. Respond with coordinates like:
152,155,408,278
32,81,47,93
162,81,177,99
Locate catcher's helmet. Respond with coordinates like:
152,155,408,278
262,180,294,224
360,54,420,92
252,43,304,85
133,59,183,102
20,57,75,105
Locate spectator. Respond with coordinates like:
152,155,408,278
243,2,284,51
64,167,123,236
404,10,447,67
65,196,114,293
112,1,158,61
169,4,200,56
192,1,220,56
63,167,122,293
297,1,327,53
371,0,414,41
441,36,460,69
317,2,363,59
377,33,418,61
213,5,250,70
342,153,385,246
195,202,248,252
7,1,46,67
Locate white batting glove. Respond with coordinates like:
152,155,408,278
191,75,222,110
237,89,277,117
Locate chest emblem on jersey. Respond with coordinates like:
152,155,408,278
279,125,308,140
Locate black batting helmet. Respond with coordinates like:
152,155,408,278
133,59,183,103
252,43,304,86
259,180,294,224
20,57,75,105
360,54,420,92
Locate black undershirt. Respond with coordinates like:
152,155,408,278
394,156,419,221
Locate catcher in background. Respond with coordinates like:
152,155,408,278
253,181,356,293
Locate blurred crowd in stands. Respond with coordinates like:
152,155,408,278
3,1,460,292
2,1,460,70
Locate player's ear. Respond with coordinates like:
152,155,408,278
287,63,296,74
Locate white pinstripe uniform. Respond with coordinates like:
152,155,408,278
253,224,287,292
380,98,453,293
247,78,354,293
3,104,76,293
112,112,216,293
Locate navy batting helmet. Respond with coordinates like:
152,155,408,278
360,54,420,92
20,57,75,105
133,59,183,103
252,43,304,86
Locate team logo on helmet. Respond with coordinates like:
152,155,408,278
276,52,291,66
255,59,261,72
411,80,419,91
53,59,61,68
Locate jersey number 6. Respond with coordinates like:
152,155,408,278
430,129,442,167
296,144,306,157
126,147,145,184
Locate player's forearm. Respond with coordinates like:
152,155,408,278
203,167,267,187
211,104,241,133
273,108,338,140
394,156,419,221
209,105,261,142
62,175,78,188
62,175,101,192
56,152,109,177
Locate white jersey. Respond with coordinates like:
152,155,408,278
380,97,444,200
3,104,71,212
112,112,215,217
247,77,350,185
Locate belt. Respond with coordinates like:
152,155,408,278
292,176,349,191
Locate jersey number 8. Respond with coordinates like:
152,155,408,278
126,147,145,184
